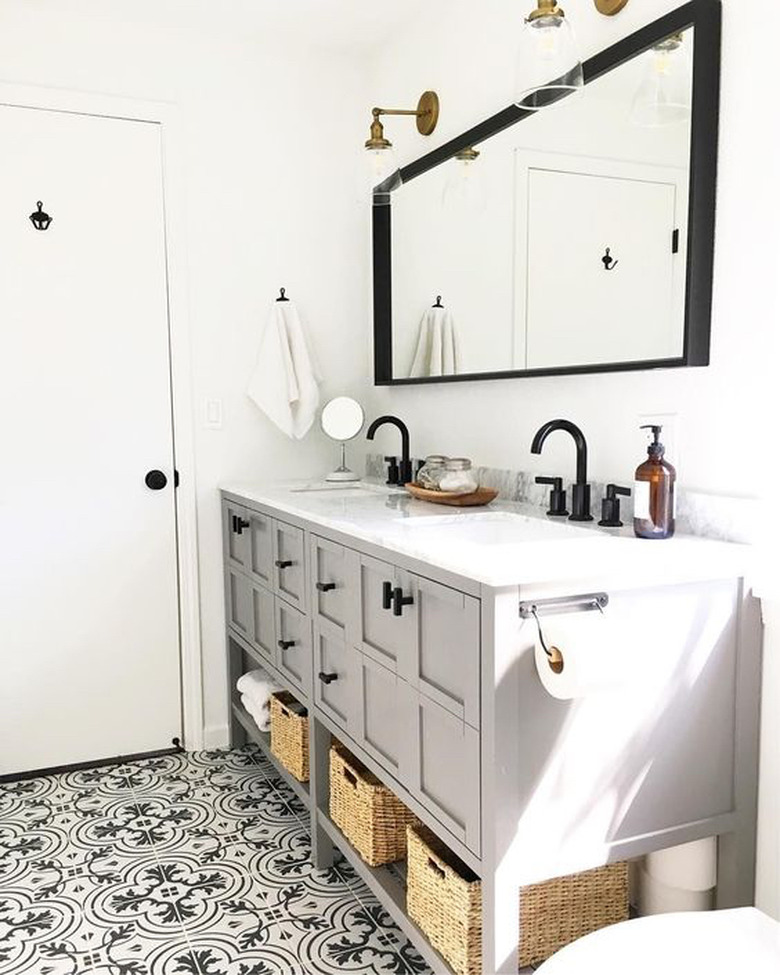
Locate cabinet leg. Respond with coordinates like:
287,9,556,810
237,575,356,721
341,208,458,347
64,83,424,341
482,868,520,975
716,826,756,909
310,715,334,870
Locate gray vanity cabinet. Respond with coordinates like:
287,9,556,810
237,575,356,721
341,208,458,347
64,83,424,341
313,621,356,733
407,692,481,854
226,567,252,639
250,584,276,665
224,501,251,574
273,520,307,612
414,577,481,729
353,653,414,779
310,535,349,633
247,510,274,588
354,553,416,680
275,598,312,697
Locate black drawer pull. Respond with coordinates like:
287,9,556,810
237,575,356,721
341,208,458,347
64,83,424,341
318,672,338,685
275,559,293,569
382,581,394,610
316,581,337,593
392,587,414,617
278,639,296,650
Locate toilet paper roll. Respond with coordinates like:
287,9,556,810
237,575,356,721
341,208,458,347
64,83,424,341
638,865,715,915
644,838,718,891
533,609,628,701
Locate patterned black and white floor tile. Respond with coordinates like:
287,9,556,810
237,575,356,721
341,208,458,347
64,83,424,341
0,745,432,974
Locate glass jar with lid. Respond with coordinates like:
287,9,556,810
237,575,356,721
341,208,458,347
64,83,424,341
417,455,449,490
439,458,478,495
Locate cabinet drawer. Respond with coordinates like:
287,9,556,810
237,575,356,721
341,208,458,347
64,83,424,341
407,693,481,855
275,598,312,698
249,583,275,665
247,510,274,588
355,553,415,679
354,653,413,779
311,535,349,633
223,501,250,574
273,520,306,611
226,568,252,638
414,576,480,728
313,623,355,734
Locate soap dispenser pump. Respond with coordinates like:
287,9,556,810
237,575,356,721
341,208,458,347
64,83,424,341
634,424,676,539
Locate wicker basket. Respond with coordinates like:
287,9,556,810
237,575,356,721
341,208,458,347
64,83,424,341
269,691,309,783
518,862,629,968
329,743,418,866
407,823,629,975
407,824,482,975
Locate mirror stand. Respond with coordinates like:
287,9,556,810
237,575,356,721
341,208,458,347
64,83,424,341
326,442,361,483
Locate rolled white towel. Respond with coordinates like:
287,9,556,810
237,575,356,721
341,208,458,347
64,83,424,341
236,669,280,712
241,693,272,733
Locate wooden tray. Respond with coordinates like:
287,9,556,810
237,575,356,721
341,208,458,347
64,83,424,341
405,483,498,507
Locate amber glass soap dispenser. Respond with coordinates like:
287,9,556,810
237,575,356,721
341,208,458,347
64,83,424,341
634,424,676,539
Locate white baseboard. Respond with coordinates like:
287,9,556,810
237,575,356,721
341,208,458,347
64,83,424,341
202,722,231,751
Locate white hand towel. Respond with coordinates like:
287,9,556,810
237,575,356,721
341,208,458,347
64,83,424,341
236,669,280,713
247,300,322,439
241,693,271,733
409,306,460,378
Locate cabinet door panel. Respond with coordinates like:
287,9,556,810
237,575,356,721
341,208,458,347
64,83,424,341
250,584,275,665
275,598,312,698
223,501,250,574
273,520,306,611
313,623,355,734
248,510,274,588
357,554,415,679
415,577,480,728
311,536,348,633
226,568,252,638
355,653,413,779
409,694,481,855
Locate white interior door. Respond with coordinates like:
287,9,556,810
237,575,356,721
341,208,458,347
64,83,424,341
515,153,687,369
0,105,181,775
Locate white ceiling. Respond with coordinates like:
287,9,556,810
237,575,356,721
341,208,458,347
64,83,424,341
12,0,428,54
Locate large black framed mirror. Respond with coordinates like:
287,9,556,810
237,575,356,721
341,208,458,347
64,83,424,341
373,0,721,385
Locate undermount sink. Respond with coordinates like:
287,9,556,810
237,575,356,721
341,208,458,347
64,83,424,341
290,481,403,496
396,511,603,544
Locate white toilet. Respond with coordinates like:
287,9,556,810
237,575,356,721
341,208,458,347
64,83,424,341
536,908,780,975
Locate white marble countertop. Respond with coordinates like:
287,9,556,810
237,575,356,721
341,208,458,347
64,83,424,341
221,480,753,590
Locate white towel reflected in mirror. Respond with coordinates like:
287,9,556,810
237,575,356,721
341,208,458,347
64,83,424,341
409,305,460,378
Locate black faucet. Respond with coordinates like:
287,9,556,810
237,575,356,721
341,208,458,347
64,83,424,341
366,415,412,485
531,419,593,522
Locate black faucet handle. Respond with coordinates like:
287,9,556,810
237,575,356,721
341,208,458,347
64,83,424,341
599,484,632,528
384,456,400,485
536,476,568,517
398,459,413,486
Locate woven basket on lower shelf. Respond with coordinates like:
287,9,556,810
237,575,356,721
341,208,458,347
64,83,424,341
329,742,418,867
269,691,309,783
406,823,629,975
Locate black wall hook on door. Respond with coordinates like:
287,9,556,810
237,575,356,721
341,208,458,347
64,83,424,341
601,247,618,271
29,201,53,231
276,287,290,301
432,295,444,308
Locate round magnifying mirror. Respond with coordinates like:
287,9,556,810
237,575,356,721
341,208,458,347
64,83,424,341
320,397,365,482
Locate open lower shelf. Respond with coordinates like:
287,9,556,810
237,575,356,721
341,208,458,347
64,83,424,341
231,700,310,806
316,808,456,975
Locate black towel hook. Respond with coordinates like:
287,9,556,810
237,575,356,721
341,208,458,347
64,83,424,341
601,248,619,271
277,287,290,301
29,200,53,231
432,295,444,308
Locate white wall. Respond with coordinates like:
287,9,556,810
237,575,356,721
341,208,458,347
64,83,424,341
0,3,372,746
365,0,780,916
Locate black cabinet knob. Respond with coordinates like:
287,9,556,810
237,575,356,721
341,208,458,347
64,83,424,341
316,582,337,593
278,639,296,650
145,470,168,491
382,581,394,610
392,587,414,617
275,560,293,569
318,672,338,685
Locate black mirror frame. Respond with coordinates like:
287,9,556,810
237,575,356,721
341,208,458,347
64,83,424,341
373,0,721,386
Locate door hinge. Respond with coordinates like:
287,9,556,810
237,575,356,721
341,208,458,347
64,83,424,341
672,229,680,254
174,470,180,488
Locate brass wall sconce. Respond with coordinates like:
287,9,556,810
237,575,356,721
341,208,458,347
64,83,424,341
594,0,630,14
364,90,440,152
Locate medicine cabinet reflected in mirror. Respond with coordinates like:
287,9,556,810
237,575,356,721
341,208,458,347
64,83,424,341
373,1,720,385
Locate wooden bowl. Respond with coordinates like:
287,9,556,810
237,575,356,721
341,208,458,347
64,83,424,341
404,483,499,507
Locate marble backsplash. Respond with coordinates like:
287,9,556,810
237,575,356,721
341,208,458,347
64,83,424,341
365,454,761,545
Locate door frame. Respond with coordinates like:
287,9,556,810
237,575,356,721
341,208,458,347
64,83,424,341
0,83,204,750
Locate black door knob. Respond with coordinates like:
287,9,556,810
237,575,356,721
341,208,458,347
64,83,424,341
145,470,168,490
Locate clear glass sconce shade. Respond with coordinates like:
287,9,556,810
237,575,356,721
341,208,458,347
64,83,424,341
441,153,486,213
367,145,399,193
515,13,584,111
630,37,692,127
